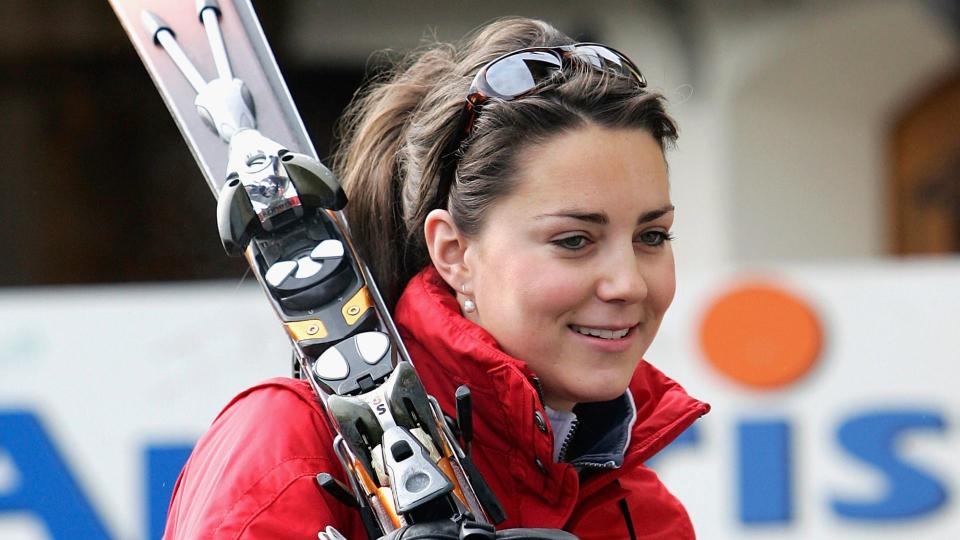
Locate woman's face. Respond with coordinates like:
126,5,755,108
461,125,675,411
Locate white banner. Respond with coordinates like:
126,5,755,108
0,260,957,539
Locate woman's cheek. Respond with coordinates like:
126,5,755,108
525,267,588,313
648,252,677,315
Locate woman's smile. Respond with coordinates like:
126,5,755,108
568,323,640,353
568,324,635,340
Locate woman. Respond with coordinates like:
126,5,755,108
164,17,709,540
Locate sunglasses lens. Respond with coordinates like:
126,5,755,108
577,45,645,85
485,51,561,97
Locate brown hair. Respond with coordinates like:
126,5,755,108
335,17,678,309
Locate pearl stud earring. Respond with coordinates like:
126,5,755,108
459,284,476,312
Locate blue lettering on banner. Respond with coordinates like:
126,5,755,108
0,410,112,539
146,445,193,540
738,420,792,524
737,420,793,524
831,410,948,520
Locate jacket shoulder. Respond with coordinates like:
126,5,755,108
163,378,361,539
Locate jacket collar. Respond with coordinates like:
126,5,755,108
393,266,709,471
565,392,636,468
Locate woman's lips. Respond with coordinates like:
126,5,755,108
569,324,633,339
567,324,640,352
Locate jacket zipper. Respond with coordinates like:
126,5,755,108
574,460,618,470
556,416,579,463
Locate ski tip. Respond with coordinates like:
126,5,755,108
141,10,173,45
196,0,222,22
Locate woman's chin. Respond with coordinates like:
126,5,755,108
548,378,632,408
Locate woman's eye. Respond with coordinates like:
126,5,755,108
637,230,675,247
552,235,590,250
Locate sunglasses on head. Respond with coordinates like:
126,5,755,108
462,43,647,134
435,43,646,209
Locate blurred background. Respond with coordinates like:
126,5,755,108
0,0,958,538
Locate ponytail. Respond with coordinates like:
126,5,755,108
335,45,459,309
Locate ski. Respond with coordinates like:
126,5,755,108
109,1,505,537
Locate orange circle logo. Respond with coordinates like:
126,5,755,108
699,283,823,389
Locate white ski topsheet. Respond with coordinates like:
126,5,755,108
109,0,317,196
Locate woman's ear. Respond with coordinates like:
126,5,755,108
424,209,472,289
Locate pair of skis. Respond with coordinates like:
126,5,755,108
110,1,576,539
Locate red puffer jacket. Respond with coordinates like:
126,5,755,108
163,267,709,539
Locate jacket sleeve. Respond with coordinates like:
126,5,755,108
163,379,365,539
232,472,357,539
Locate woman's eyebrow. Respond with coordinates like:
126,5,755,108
535,210,608,224
638,204,675,224
534,204,674,225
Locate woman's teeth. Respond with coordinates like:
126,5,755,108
570,325,630,340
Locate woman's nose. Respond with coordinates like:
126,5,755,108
596,247,647,303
